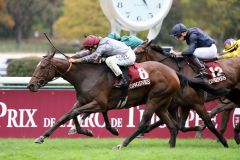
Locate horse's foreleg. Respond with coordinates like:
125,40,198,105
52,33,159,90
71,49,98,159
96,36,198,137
195,102,235,138
193,104,228,148
234,122,240,144
113,107,154,150
34,100,100,144
102,112,119,136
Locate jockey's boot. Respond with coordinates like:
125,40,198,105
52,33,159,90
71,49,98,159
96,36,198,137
118,74,128,87
190,55,208,78
115,74,128,88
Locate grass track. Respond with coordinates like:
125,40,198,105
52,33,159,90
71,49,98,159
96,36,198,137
0,138,239,160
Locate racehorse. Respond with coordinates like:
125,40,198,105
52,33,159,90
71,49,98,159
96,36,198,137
196,101,237,142
133,41,240,144
28,50,183,147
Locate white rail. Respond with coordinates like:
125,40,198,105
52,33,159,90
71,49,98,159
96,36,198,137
0,77,69,84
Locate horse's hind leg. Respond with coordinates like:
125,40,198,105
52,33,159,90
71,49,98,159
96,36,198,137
113,106,154,150
192,104,228,148
220,109,232,135
68,112,91,135
234,122,240,144
154,109,178,148
72,116,93,137
102,112,119,136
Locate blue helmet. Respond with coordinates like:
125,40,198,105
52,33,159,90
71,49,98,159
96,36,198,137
170,23,188,37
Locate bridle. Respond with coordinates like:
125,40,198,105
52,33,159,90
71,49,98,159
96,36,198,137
32,57,72,87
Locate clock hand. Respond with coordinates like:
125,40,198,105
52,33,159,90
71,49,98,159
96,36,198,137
143,0,148,8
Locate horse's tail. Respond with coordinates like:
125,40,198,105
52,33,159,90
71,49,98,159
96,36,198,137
176,72,229,96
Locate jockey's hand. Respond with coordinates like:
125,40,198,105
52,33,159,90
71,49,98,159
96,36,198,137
170,50,182,56
69,58,77,63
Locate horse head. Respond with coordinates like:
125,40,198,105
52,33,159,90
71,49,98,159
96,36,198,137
27,51,57,92
134,40,169,63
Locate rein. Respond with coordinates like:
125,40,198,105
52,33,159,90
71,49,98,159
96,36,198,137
137,45,181,70
32,58,72,86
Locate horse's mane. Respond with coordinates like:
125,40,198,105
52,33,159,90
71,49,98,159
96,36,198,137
150,44,165,54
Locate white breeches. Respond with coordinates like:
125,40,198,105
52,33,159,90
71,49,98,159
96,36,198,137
105,49,136,76
193,44,218,59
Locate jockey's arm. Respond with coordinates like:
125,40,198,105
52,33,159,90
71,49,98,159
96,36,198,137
73,51,101,63
71,50,91,59
182,34,197,56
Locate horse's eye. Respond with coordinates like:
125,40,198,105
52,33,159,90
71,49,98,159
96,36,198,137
40,66,45,69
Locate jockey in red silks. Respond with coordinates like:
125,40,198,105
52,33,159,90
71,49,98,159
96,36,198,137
170,23,218,78
69,35,136,87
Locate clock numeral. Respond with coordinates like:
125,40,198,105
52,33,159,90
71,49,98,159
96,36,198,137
158,3,161,8
136,16,142,21
125,12,130,18
148,13,154,18
117,2,123,8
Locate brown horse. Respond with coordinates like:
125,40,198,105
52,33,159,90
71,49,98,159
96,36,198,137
196,101,238,143
28,51,183,147
133,42,240,144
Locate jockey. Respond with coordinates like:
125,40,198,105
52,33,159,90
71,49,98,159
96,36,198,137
69,35,136,87
170,23,218,78
108,32,144,49
218,38,240,59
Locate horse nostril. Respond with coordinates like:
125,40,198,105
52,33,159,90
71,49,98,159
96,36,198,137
38,79,45,86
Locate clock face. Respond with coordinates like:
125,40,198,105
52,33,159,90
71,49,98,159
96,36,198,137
112,0,168,23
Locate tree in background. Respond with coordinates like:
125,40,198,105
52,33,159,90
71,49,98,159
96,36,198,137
0,0,14,27
54,0,109,39
33,0,63,37
5,0,49,43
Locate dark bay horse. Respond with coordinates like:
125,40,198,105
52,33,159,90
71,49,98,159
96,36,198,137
134,42,240,144
28,51,182,147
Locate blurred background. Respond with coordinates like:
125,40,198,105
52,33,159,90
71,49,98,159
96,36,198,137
0,0,240,77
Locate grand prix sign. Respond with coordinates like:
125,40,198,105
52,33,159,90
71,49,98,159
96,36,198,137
0,89,236,139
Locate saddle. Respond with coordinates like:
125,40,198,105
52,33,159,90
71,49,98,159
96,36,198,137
114,63,151,109
186,57,227,84
117,63,151,89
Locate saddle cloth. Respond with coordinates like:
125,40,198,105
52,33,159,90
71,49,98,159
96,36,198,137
127,63,151,89
205,61,227,84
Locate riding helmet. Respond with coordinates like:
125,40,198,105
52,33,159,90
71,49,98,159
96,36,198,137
170,23,188,37
223,38,237,53
83,35,100,48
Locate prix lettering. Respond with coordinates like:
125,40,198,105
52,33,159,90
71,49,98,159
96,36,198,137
0,102,37,128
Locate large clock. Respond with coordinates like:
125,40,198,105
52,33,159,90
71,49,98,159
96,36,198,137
100,0,172,39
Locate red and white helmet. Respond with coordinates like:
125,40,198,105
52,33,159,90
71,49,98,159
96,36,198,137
82,35,100,48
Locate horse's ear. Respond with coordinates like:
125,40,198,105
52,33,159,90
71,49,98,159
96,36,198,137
146,40,153,47
48,49,56,59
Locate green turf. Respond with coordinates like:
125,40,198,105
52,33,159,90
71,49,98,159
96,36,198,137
0,138,239,160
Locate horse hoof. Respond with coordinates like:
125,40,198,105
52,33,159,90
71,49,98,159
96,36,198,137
34,136,44,144
234,134,240,144
68,128,77,135
86,129,94,137
195,131,203,138
111,128,119,136
112,144,123,151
